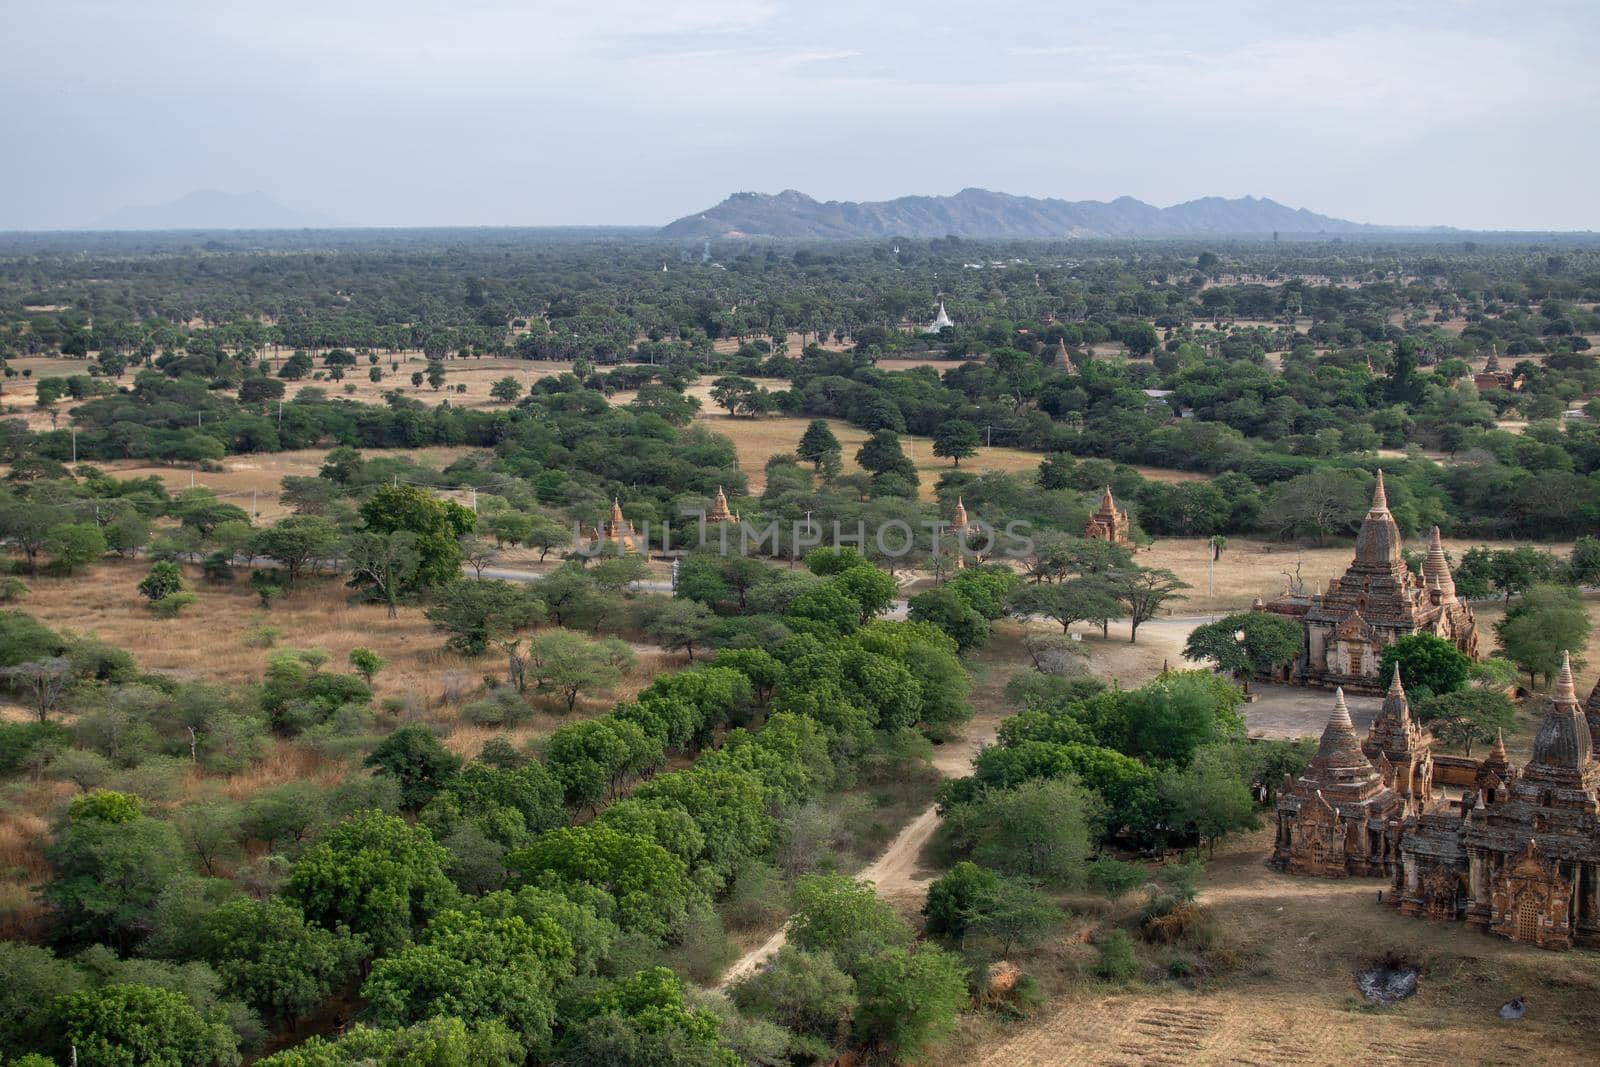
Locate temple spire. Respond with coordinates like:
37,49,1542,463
1388,663,1405,697
1554,649,1579,707
1422,526,1456,602
1370,470,1389,514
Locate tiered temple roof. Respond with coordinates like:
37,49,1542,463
1084,486,1130,545
1273,688,1405,876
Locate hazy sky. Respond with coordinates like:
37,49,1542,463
5,0,1597,230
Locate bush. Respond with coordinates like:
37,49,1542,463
153,591,199,618
138,561,185,602
0,576,29,603
1094,929,1138,983
242,626,280,649
461,688,535,728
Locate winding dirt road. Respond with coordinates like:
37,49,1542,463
715,616,1199,989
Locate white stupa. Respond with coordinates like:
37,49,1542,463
925,300,954,334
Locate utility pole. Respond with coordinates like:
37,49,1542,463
251,489,257,519
470,487,478,513
70,427,76,463
986,424,992,447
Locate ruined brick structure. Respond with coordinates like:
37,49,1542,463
1084,486,1131,546
587,498,642,554
1272,688,1409,877
1276,651,1600,951
1260,473,1478,693
1390,652,1600,950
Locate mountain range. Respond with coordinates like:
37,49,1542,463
659,188,1388,240
93,190,343,230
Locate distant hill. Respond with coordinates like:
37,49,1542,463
93,190,342,230
660,188,1385,240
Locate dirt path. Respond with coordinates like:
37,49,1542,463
715,633,1024,989
715,619,1198,990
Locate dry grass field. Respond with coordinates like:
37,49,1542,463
11,560,675,711
939,829,1600,1066
0,561,683,935
279,352,573,411
1144,535,1534,616
88,446,481,521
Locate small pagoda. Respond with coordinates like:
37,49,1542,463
588,498,642,554
1084,486,1130,546
706,487,740,525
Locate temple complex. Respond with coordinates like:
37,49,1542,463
1084,486,1131,546
1389,652,1600,949
587,498,642,554
1259,475,1478,692
1273,688,1408,877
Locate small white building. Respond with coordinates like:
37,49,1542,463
924,301,954,334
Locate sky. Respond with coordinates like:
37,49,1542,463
4,0,1597,231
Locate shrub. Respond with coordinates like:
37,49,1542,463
1094,929,1138,983
242,626,280,649
153,591,199,618
138,561,185,602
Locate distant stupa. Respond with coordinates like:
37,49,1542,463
925,300,954,334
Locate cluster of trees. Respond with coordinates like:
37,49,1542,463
937,669,1306,858
0,521,983,1063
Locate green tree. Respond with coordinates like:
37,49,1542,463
730,946,857,1058
560,966,737,1067
710,375,767,417
969,874,1062,956
257,1017,521,1066
364,726,463,811
1114,566,1190,642
200,897,365,1025
51,983,238,1067
855,429,918,489
424,579,543,656
641,597,716,661
1094,929,1138,982
908,586,989,650
505,824,691,941
348,647,383,686
922,860,998,941
44,522,106,575
362,908,573,1055
1377,633,1471,700
284,810,456,955
521,629,634,712
796,419,842,471
1183,612,1302,693
940,777,1099,886
43,791,185,952
1164,746,1260,857
343,530,421,617
489,376,524,403
1416,688,1515,756
252,515,338,588
852,944,968,1060
358,483,475,593
1495,583,1593,688
139,560,185,602
788,874,913,968
1012,576,1121,635
932,420,980,467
